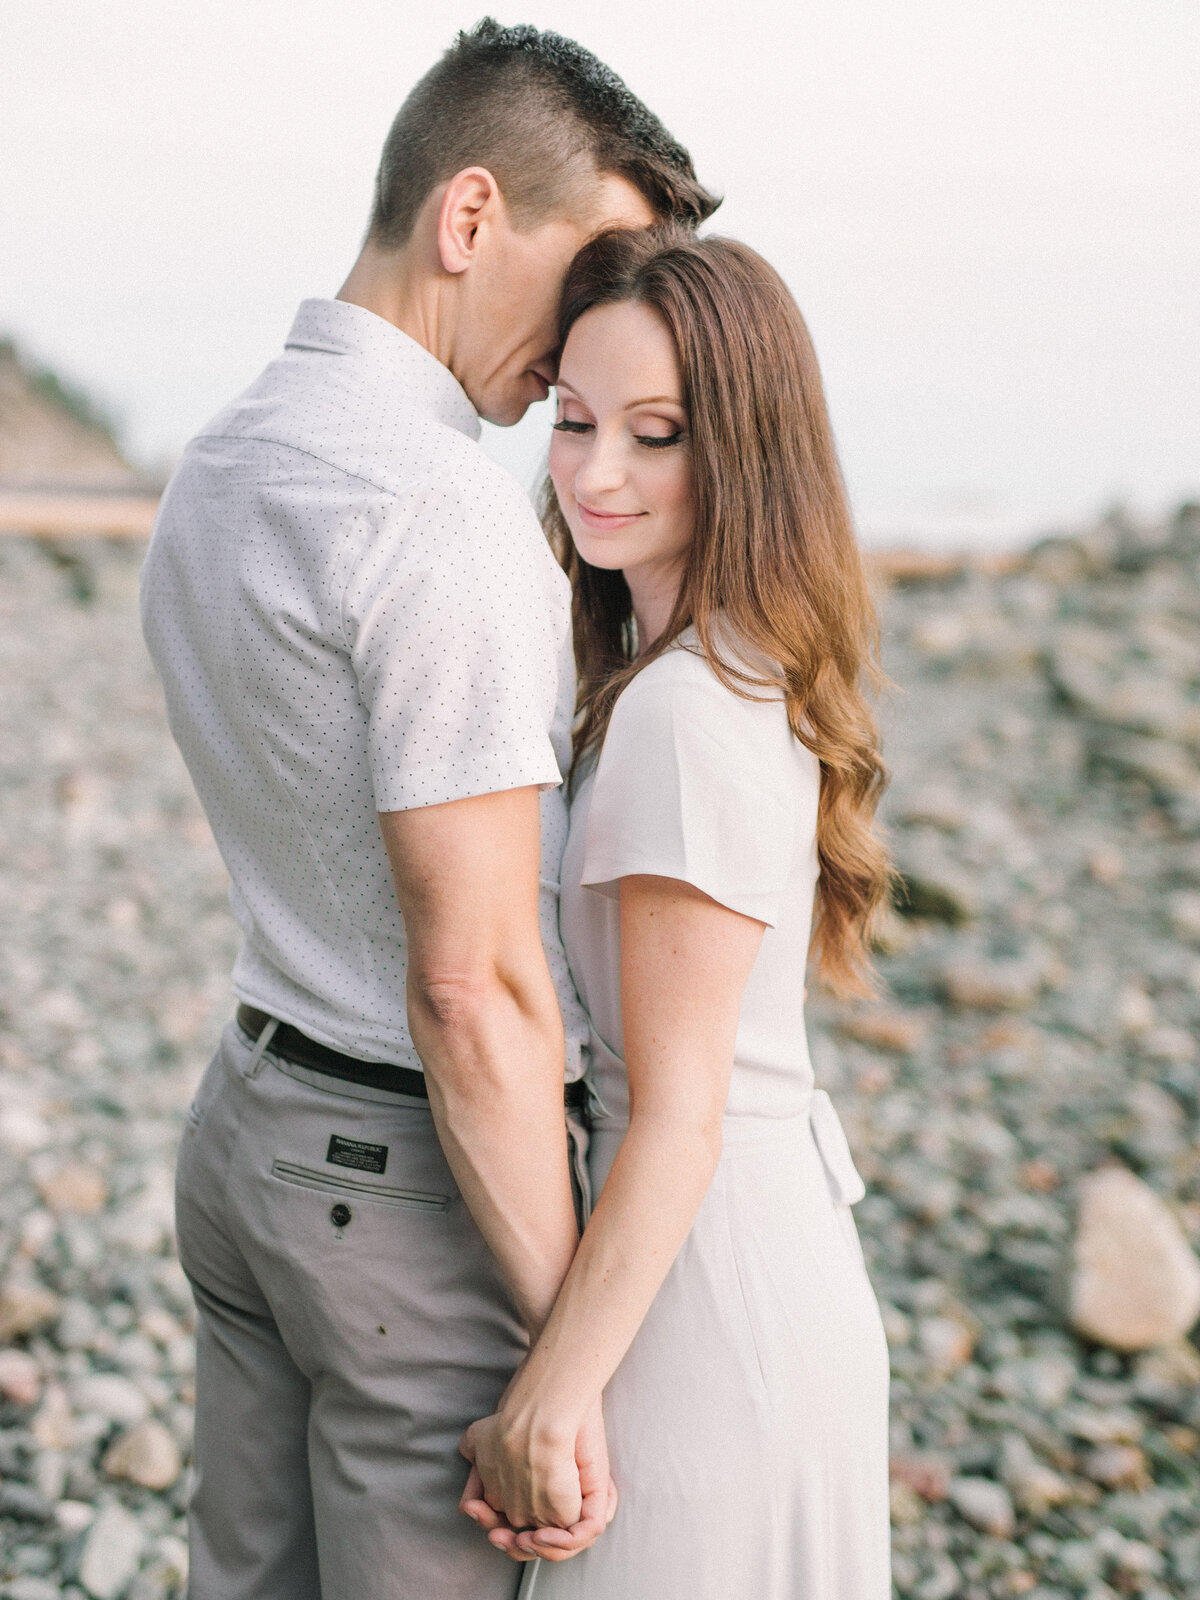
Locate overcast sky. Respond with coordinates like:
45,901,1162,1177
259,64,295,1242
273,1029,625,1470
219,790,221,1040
3,0,1197,544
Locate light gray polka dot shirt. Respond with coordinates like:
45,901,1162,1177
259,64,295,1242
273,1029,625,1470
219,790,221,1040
140,298,588,1077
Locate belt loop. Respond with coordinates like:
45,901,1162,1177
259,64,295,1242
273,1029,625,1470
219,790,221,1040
245,1016,280,1080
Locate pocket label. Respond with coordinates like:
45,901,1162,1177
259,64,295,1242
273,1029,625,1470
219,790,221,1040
326,1134,389,1174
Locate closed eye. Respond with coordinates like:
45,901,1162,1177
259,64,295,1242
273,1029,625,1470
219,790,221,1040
552,419,592,435
635,430,686,450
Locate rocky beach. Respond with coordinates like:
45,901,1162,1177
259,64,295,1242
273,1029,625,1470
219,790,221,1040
1,508,1199,1599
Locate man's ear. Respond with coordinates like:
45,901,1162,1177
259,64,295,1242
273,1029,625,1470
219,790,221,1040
436,167,502,275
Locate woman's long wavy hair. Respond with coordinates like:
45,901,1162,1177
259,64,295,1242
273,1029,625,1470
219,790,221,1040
542,226,893,995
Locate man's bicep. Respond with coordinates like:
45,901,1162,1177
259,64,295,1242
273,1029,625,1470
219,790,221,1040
378,787,543,968
350,489,565,815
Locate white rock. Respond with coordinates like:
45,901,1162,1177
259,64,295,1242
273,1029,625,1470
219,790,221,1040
57,1296,103,1350
1000,1435,1073,1516
5,1578,61,1600
990,1351,1076,1409
948,1476,1016,1538
151,1534,189,1586
54,1498,97,1533
31,1382,76,1450
79,1501,145,1600
70,1372,151,1426
164,1334,195,1376
137,1306,180,1346
0,1100,52,1152
1070,1167,1200,1349
1168,890,1200,943
15,1207,57,1259
1114,985,1155,1034
34,1446,68,1501
878,1301,912,1347
103,1418,183,1490
918,1314,976,1374
1134,1338,1200,1391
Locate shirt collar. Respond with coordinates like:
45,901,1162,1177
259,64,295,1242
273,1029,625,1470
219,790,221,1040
284,298,481,442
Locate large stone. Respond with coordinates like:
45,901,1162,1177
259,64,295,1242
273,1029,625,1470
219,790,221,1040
79,1501,145,1600
0,1346,42,1405
1000,1435,1074,1518
940,955,1042,1011
102,1418,182,1490
918,1314,976,1374
70,1372,151,1427
889,1451,952,1502
1069,1167,1200,1349
0,1482,54,1521
36,1162,108,1215
1168,891,1200,943
1132,1338,1200,1404
1094,732,1200,809
31,1382,75,1450
1079,1442,1151,1490
0,1279,60,1343
893,848,978,926
838,1009,928,1054
947,1476,1016,1538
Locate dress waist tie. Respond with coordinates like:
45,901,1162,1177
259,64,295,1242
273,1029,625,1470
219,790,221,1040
808,1088,867,1206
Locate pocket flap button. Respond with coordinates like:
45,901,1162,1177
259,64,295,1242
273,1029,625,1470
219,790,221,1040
330,1203,352,1228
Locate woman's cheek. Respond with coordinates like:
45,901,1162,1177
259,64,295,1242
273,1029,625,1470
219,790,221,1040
547,437,567,494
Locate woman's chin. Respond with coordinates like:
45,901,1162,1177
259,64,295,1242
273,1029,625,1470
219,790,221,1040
571,537,630,573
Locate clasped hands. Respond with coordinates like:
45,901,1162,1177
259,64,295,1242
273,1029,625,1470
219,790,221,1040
459,1395,617,1564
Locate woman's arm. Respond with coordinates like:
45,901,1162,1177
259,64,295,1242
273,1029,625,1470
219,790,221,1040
461,871,765,1549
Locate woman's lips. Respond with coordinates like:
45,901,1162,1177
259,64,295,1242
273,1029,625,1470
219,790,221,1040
576,501,645,532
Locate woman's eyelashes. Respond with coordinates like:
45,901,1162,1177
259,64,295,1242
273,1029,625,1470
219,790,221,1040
551,418,687,450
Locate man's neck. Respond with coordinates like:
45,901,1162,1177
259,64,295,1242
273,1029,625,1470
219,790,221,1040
337,242,450,369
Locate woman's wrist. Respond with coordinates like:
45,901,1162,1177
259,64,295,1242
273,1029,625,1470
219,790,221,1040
499,1364,599,1442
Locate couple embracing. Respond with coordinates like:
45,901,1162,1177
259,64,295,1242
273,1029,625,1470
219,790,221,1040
142,20,892,1599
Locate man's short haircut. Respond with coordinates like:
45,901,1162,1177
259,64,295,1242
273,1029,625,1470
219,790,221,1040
369,19,719,248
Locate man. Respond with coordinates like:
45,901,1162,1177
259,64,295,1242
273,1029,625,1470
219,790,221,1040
141,19,717,1600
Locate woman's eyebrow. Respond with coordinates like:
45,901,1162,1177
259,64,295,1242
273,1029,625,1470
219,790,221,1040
554,380,684,410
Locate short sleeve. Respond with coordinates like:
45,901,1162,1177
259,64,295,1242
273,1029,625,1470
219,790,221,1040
580,657,806,927
344,465,567,812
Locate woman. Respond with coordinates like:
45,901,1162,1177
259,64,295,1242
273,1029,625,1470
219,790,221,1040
464,227,893,1598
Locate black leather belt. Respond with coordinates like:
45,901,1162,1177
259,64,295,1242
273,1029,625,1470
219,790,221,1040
236,1004,588,1111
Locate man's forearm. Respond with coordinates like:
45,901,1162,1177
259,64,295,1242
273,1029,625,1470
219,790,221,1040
410,981,580,1336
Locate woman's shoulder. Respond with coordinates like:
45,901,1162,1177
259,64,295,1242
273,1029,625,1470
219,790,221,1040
611,635,819,794
622,630,771,708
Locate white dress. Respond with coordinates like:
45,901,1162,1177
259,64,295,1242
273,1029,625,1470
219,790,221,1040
520,641,891,1600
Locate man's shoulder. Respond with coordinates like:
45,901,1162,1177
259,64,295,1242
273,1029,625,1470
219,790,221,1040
187,360,529,516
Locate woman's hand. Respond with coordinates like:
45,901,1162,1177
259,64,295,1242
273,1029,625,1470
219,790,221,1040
459,1400,617,1562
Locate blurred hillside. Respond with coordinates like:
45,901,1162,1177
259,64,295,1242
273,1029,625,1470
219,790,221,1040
0,340,145,492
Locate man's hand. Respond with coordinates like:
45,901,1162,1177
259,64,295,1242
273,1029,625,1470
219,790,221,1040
459,1401,617,1563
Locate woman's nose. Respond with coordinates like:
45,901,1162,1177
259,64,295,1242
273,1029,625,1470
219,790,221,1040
574,432,627,499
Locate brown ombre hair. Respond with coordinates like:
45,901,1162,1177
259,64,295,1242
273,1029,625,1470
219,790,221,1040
542,226,893,995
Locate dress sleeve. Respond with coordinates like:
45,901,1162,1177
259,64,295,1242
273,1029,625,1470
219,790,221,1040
343,466,567,813
580,662,803,927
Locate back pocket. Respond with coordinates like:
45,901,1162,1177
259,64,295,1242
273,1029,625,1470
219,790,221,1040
270,1160,449,1213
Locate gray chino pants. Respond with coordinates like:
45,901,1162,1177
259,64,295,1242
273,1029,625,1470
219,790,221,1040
177,1019,570,1600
